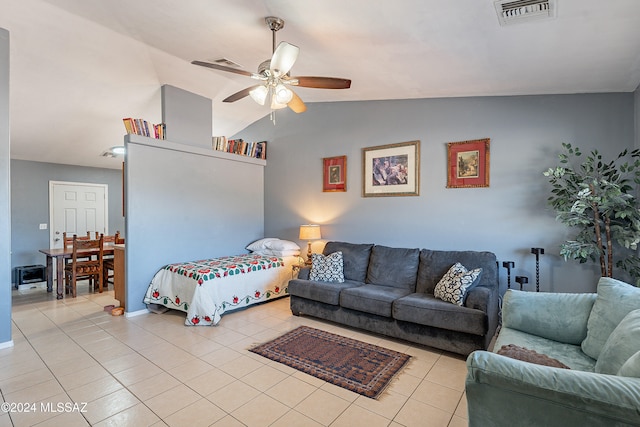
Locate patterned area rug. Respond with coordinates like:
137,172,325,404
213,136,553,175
249,326,411,399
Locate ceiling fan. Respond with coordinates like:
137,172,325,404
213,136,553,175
191,16,351,114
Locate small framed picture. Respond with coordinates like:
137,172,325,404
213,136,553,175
362,140,420,197
446,138,490,188
323,155,347,192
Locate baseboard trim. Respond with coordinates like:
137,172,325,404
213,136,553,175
0,340,14,350
125,308,149,318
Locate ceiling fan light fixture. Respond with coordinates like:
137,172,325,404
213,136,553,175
249,85,269,105
274,84,293,104
270,95,289,110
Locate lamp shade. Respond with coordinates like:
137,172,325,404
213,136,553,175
299,224,321,240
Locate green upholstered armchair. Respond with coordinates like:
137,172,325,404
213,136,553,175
465,278,640,427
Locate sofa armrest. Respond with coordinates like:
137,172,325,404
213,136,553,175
502,289,596,345
466,351,640,427
297,266,310,280
465,286,499,341
465,286,491,312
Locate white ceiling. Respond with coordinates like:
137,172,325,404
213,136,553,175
2,0,640,169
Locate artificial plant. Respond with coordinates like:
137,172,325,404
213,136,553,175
544,142,640,286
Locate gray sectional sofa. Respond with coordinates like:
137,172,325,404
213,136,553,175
288,241,500,356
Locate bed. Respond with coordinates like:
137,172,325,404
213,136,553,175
143,252,301,325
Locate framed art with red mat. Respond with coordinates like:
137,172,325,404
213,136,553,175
447,138,490,188
323,155,347,192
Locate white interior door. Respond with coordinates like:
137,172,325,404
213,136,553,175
49,181,108,248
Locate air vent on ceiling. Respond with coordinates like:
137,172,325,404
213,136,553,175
209,58,242,68
494,0,556,26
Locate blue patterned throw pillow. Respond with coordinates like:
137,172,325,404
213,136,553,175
309,251,345,283
434,262,482,306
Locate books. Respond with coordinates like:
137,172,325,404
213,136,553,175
212,136,267,160
122,118,165,140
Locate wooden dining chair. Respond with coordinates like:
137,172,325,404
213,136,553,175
103,231,124,289
63,231,91,249
64,234,104,297
63,231,96,285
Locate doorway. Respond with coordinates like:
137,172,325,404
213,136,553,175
49,181,109,248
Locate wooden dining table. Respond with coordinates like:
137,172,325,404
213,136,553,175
39,244,115,299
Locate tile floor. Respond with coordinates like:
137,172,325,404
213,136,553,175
1,283,469,426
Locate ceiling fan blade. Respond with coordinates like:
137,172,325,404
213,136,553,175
223,86,261,103
270,42,299,77
292,76,352,89
287,90,307,113
191,60,254,77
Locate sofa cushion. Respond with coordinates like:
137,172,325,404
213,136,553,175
618,351,640,378
323,242,373,282
595,309,640,375
502,290,596,345
433,262,482,306
417,249,497,294
288,278,362,306
392,293,487,335
581,277,640,359
365,245,419,290
340,284,412,317
309,252,344,283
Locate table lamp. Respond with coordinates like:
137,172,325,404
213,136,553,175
299,224,321,265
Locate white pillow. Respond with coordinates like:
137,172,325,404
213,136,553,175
246,238,280,252
254,248,300,257
434,262,483,306
265,239,301,251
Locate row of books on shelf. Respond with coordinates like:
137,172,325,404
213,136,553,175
122,118,166,140
212,136,267,160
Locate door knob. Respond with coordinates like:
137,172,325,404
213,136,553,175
54,238,60,242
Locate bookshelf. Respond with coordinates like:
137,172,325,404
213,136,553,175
212,136,267,160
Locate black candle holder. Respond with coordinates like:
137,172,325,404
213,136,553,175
515,276,528,290
531,248,545,292
502,261,515,289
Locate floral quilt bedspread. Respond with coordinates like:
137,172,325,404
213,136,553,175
143,254,296,326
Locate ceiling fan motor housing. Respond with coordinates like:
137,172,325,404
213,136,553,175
257,59,272,77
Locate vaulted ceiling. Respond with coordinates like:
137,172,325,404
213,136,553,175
2,0,640,169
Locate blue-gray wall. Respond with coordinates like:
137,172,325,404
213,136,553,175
236,93,635,294
10,160,124,278
1,28,11,345
162,84,212,148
